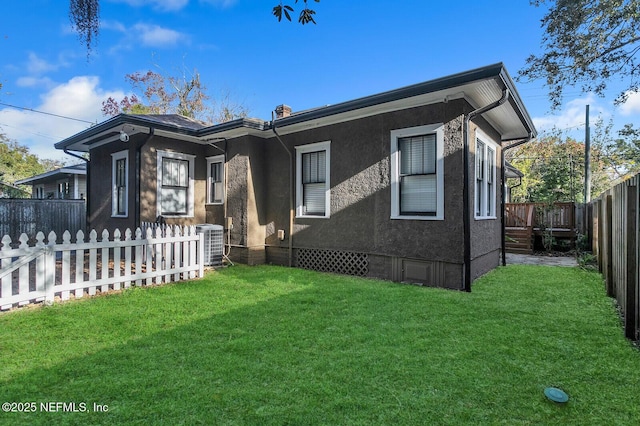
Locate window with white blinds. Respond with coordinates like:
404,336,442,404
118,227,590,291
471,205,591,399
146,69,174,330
161,158,189,215
156,151,195,217
296,141,331,218
390,124,444,220
475,134,497,219
206,155,224,204
399,134,437,215
302,150,326,215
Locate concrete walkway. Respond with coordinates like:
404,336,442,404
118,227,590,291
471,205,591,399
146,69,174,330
505,253,578,267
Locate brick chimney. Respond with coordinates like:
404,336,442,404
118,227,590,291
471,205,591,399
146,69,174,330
275,104,292,118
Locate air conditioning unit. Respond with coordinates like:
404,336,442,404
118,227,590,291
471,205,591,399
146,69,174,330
195,224,224,266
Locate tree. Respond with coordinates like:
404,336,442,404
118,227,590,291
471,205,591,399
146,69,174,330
102,69,248,124
70,0,320,56
602,123,640,177
506,135,612,203
0,134,63,185
273,0,320,24
519,0,640,109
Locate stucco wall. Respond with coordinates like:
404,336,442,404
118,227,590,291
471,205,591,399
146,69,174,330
469,118,504,279
87,98,506,287
262,100,474,286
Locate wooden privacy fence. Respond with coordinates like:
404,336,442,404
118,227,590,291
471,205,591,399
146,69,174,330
0,199,86,243
0,226,204,311
505,202,578,253
592,174,639,341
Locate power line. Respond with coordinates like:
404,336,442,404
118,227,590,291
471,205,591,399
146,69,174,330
0,122,60,141
0,102,95,124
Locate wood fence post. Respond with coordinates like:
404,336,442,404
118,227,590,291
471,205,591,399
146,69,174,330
605,194,614,297
626,178,640,341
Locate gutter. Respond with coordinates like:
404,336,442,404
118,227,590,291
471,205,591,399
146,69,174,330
63,149,90,231
500,135,534,266
271,112,294,268
135,128,155,228
206,138,234,264
462,88,510,292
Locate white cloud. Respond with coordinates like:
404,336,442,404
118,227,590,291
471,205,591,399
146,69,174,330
16,76,55,89
0,76,126,162
134,23,188,47
201,0,238,8
100,19,127,33
532,94,609,136
108,0,189,12
26,52,58,75
619,91,640,116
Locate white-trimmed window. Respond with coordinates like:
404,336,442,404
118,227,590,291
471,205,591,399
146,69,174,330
475,133,497,219
391,124,444,220
206,155,225,205
57,181,70,199
296,141,331,218
34,185,44,199
157,150,195,217
111,150,128,217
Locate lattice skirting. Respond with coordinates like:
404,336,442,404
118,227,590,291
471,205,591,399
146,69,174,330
296,248,369,277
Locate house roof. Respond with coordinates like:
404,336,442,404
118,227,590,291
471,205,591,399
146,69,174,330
55,63,537,152
505,161,524,179
0,181,30,197
15,163,87,185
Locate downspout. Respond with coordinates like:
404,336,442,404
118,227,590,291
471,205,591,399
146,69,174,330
501,135,534,266
63,149,89,231
135,128,155,228
463,88,510,292
207,138,233,262
271,113,294,267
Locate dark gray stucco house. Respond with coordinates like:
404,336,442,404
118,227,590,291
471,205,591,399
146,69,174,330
55,63,537,290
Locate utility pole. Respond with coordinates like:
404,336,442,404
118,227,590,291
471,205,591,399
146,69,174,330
584,104,591,204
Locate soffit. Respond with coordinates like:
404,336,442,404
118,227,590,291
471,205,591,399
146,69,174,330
269,78,534,141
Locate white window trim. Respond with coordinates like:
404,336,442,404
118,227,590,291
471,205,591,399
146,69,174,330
206,155,225,205
156,150,196,218
475,130,498,220
295,141,331,219
111,150,129,218
390,123,445,220
34,185,44,199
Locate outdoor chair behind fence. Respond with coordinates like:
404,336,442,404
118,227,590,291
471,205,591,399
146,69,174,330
0,225,204,311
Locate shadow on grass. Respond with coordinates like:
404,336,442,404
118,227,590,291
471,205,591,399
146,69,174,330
0,265,639,425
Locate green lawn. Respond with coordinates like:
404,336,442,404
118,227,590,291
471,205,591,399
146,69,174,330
0,264,638,425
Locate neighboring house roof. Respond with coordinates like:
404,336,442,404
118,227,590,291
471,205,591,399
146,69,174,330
505,161,524,179
0,181,30,198
55,62,537,152
15,163,87,186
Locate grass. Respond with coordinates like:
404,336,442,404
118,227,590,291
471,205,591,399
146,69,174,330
0,264,638,425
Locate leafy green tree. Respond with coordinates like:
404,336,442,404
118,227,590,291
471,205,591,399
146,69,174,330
602,123,640,178
506,135,612,202
519,0,640,109
0,138,47,184
70,0,320,55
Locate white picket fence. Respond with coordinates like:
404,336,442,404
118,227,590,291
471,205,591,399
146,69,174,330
0,226,204,311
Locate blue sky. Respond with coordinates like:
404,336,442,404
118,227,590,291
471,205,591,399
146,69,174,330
1,0,638,162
